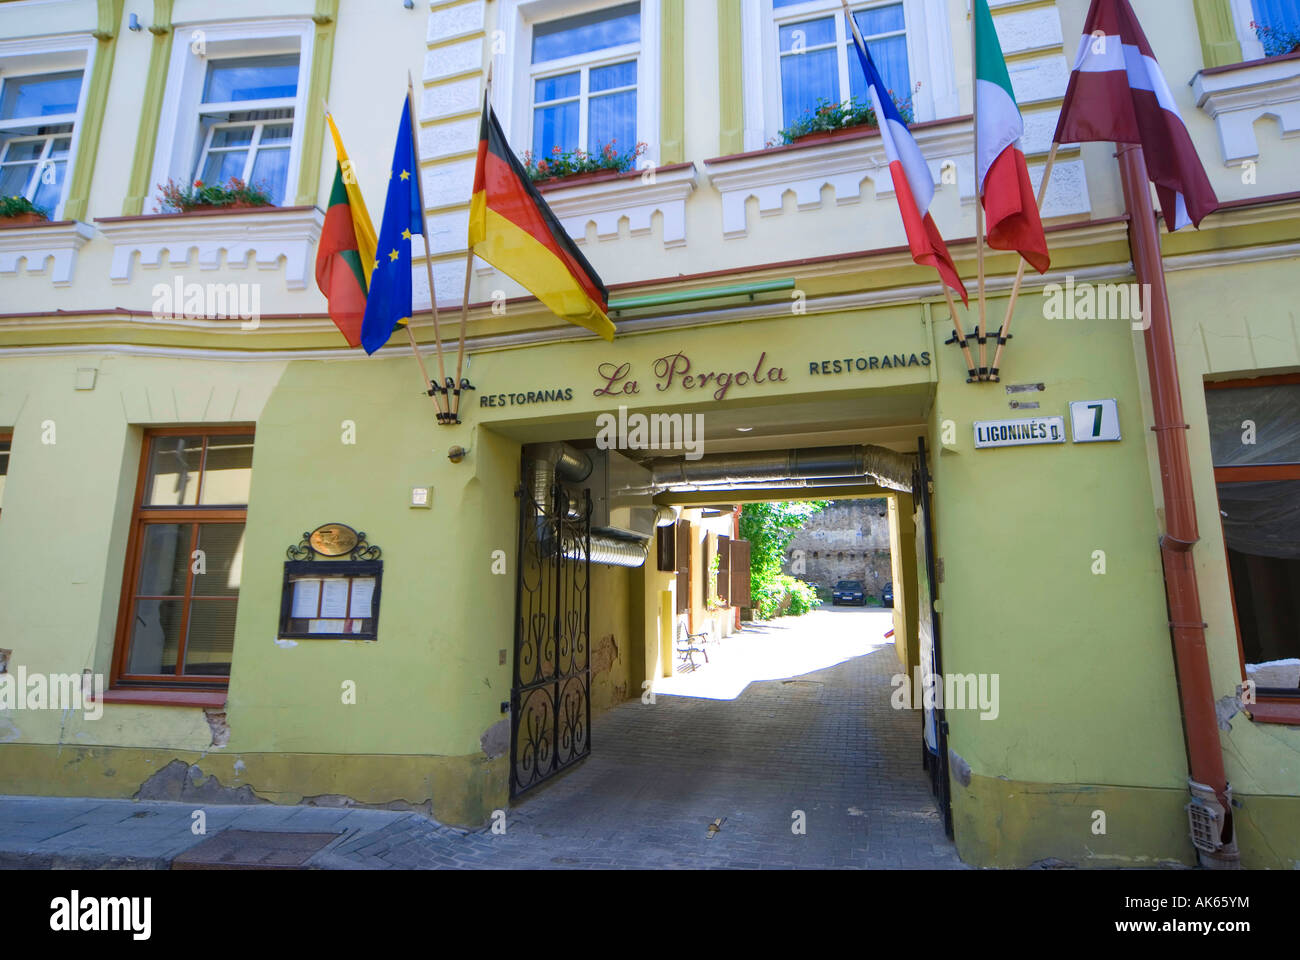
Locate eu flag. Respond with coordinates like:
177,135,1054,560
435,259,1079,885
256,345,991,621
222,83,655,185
361,94,424,355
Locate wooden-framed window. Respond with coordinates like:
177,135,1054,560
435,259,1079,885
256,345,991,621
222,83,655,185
112,427,253,690
1206,374,1300,721
0,429,11,519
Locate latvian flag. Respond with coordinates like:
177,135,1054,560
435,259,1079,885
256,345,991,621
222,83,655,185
976,0,1049,274
849,23,967,304
468,99,615,341
1054,0,1218,230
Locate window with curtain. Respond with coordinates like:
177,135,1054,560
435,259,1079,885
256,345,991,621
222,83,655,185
1207,380,1300,696
530,2,641,159
773,0,911,130
0,70,84,217
1249,0,1300,57
114,430,254,688
193,54,300,205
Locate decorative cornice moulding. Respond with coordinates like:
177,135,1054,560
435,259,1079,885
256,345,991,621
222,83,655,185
540,162,698,248
0,220,96,286
1193,56,1300,165
95,207,325,290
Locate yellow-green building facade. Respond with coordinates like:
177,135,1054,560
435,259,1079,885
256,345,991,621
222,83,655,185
0,0,1297,868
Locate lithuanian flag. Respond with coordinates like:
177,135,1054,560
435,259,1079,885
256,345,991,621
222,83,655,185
468,101,614,341
315,113,378,348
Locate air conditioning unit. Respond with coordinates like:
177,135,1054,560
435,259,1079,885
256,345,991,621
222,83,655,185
586,449,656,540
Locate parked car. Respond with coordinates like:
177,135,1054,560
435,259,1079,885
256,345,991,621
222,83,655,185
882,582,894,608
832,580,865,605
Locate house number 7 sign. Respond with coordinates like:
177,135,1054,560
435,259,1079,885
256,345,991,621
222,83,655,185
1070,399,1121,443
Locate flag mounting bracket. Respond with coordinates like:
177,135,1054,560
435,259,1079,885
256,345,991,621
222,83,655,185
944,328,1012,346
432,378,476,426
943,328,1012,384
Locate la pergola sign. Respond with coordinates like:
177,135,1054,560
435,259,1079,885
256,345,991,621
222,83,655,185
594,351,788,402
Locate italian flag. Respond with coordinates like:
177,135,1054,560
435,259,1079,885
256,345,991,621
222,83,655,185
315,113,378,348
975,0,1050,274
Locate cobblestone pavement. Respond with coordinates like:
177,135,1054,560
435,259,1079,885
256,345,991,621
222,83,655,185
0,610,965,870
338,609,966,869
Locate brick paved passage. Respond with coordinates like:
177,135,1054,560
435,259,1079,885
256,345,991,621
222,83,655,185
0,608,965,870
363,607,966,869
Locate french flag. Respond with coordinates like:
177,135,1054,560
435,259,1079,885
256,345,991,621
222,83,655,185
850,27,968,304
1054,0,1218,230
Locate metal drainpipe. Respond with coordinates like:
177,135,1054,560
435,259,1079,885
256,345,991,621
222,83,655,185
1117,144,1239,868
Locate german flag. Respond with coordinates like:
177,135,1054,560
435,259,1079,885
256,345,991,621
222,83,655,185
468,102,615,341
315,113,377,348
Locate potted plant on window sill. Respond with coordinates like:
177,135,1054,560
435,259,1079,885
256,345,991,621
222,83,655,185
0,196,50,226
155,177,275,215
1254,21,1300,58
773,93,914,148
523,141,649,188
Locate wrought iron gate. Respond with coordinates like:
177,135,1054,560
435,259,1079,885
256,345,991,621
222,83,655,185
914,436,953,838
509,464,592,798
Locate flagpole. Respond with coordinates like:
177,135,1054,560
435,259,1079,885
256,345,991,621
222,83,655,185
405,71,454,422
943,288,980,382
842,1,976,381
972,2,988,380
988,142,1058,381
451,63,492,421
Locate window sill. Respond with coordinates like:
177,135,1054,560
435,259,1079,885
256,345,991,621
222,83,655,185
93,205,324,290
702,116,1088,239
1192,54,1300,165
97,689,228,708
1244,700,1300,725
522,162,697,249
0,219,95,286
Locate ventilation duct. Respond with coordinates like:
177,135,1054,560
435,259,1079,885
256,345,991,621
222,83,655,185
563,535,650,568
525,443,650,568
647,445,914,493
654,504,680,527
662,476,879,493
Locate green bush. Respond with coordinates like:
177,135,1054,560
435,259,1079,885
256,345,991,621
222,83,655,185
753,574,822,620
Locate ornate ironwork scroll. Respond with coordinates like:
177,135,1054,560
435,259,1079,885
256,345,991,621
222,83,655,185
286,524,382,562
509,462,591,798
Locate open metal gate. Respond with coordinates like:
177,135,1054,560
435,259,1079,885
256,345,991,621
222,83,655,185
914,435,953,838
509,464,592,798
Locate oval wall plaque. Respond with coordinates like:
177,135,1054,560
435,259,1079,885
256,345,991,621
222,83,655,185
309,523,359,557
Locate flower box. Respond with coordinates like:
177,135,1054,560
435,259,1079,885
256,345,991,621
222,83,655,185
0,211,49,227
791,124,880,146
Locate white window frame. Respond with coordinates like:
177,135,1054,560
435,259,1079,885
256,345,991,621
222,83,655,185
741,0,957,152
0,37,95,221
0,126,73,204
193,56,298,205
495,0,661,167
531,37,640,158
150,18,315,213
